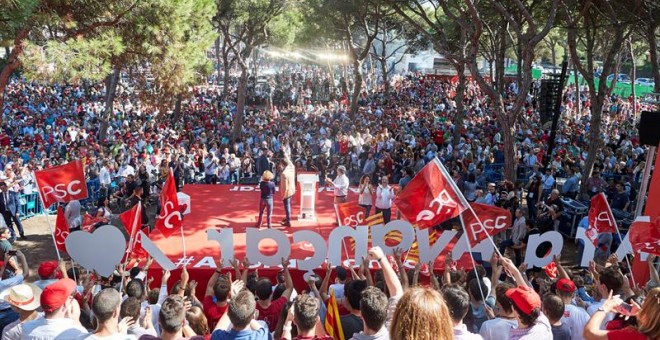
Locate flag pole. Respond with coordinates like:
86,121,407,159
434,159,503,257
181,225,186,258
460,214,487,302
601,193,637,287
32,174,61,260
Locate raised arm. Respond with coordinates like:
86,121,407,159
489,254,503,298
392,248,408,290
554,255,570,280
362,256,374,287
281,257,294,300
501,257,528,288
205,258,223,297
429,261,440,290
370,246,403,299
320,262,332,302
412,262,421,287
177,266,189,297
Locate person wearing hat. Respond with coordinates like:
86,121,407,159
325,166,349,204
499,257,552,338
21,278,87,339
255,171,276,229
0,250,29,333
554,277,589,340
0,283,42,340
33,260,66,291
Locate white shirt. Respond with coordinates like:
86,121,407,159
99,167,111,186
75,334,135,340
329,283,345,299
21,317,88,340
561,303,589,340
479,318,517,340
375,185,394,209
332,174,350,197
33,280,58,291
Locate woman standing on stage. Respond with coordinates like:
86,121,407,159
358,175,373,217
375,175,395,223
255,170,276,229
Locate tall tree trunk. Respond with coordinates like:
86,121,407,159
495,23,507,95
452,63,467,148
232,67,248,140
647,23,660,93
215,37,221,85
499,112,517,180
0,28,30,124
580,92,604,194
222,50,231,98
172,94,183,122
629,39,636,117
349,60,363,119
380,58,390,96
99,67,121,142
574,67,580,117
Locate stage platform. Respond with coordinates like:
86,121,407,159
147,184,381,291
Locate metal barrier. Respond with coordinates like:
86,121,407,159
18,192,44,220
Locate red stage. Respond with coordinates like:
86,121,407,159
148,184,376,291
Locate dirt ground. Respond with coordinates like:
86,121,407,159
16,214,581,282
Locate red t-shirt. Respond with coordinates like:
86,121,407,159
202,296,228,330
606,328,648,340
256,296,287,331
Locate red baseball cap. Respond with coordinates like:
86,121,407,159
556,278,577,293
40,278,77,312
38,261,58,279
506,285,541,315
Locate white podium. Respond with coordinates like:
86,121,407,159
297,172,319,221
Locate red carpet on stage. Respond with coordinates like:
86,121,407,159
148,184,375,290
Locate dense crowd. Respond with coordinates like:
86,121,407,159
0,58,658,339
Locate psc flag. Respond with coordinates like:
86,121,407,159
586,193,617,245
155,169,182,238
54,206,69,251
461,203,512,247
393,158,468,229
119,202,142,242
629,216,660,256
35,160,88,208
324,289,345,340
335,201,366,227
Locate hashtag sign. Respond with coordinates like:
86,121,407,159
174,256,195,267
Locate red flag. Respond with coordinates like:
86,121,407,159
35,160,88,207
394,158,469,229
119,203,142,241
545,262,558,279
81,213,103,232
54,206,69,251
455,252,475,271
461,203,513,247
586,193,617,245
629,216,660,256
334,201,367,227
155,169,182,238
324,290,345,340
131,228,149,259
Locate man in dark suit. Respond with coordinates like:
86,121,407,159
0,181,25,242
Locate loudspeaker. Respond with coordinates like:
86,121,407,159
639,111,660,146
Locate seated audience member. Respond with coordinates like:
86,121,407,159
21,278,88,339
543,294,571,340
0,283,42,340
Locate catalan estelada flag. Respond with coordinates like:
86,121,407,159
324,289,344,340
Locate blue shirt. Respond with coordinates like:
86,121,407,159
211,327,272,340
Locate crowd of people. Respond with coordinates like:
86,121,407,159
0,54,657,339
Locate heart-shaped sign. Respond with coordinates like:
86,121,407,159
65,225,126,277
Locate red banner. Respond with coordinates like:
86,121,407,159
119,203,142,241
131,228,149,259
81,213,103,232
461,203,512,247
629,217,660,256
334,201,367,227
155,169,182,238
586,193,617,245
394,158,468,229
35,160,88,207
54,206,69,251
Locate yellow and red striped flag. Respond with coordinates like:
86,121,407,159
324,289,345,340
348,213,401,251
406,229,442,263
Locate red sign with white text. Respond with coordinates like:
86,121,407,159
334,201,366,227
394,158,468,229
462,203,512,247
35,160,88,207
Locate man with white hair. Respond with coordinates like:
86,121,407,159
326,166,349,204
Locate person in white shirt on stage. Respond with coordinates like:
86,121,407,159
375,176,395,223
326,166,349,204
